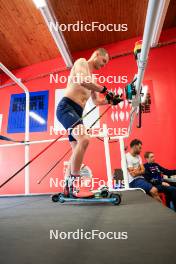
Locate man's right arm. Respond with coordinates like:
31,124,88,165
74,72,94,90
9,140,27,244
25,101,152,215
127,155,145,177
134,165,145,176
74,58,103,92
126,155,136,177
73,58,123,105
128,166,145,177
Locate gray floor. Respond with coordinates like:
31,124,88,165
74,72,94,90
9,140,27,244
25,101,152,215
0,191,175,264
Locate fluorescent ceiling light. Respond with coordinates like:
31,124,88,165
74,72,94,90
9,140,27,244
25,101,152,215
32,0,47,8
151,0,170,47
29,111,46,124
33,0,73,68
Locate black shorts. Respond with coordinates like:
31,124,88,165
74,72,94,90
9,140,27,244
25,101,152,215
56,97,83,141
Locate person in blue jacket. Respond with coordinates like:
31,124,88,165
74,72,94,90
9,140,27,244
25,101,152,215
144,151,176,210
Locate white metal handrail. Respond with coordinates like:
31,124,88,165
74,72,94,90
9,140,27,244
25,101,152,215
0,63,30,194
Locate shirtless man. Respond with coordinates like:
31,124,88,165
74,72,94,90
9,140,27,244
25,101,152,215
56,48,122,197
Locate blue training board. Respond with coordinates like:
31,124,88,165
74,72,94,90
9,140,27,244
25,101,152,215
7,90,49,133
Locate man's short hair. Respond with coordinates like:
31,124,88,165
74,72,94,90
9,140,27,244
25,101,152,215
130,139,142,148
144,151,153,159
96,48,109,57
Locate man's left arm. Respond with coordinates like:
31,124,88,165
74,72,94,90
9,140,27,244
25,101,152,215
131,156,145,176
131,164,145,176
158,164,176,177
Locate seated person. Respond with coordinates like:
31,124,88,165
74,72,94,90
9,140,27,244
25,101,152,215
126,139,162,202
144,151,176,210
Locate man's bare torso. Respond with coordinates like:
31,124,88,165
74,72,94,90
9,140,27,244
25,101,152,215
64,58,93,108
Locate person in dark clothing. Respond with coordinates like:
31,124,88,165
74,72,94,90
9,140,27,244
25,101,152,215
144,151,176,211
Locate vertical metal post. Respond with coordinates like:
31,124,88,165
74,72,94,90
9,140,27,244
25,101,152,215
119,137,129,189
0,63,30,194
103,123,113,188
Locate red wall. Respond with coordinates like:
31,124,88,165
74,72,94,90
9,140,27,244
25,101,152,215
0,28,176,195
